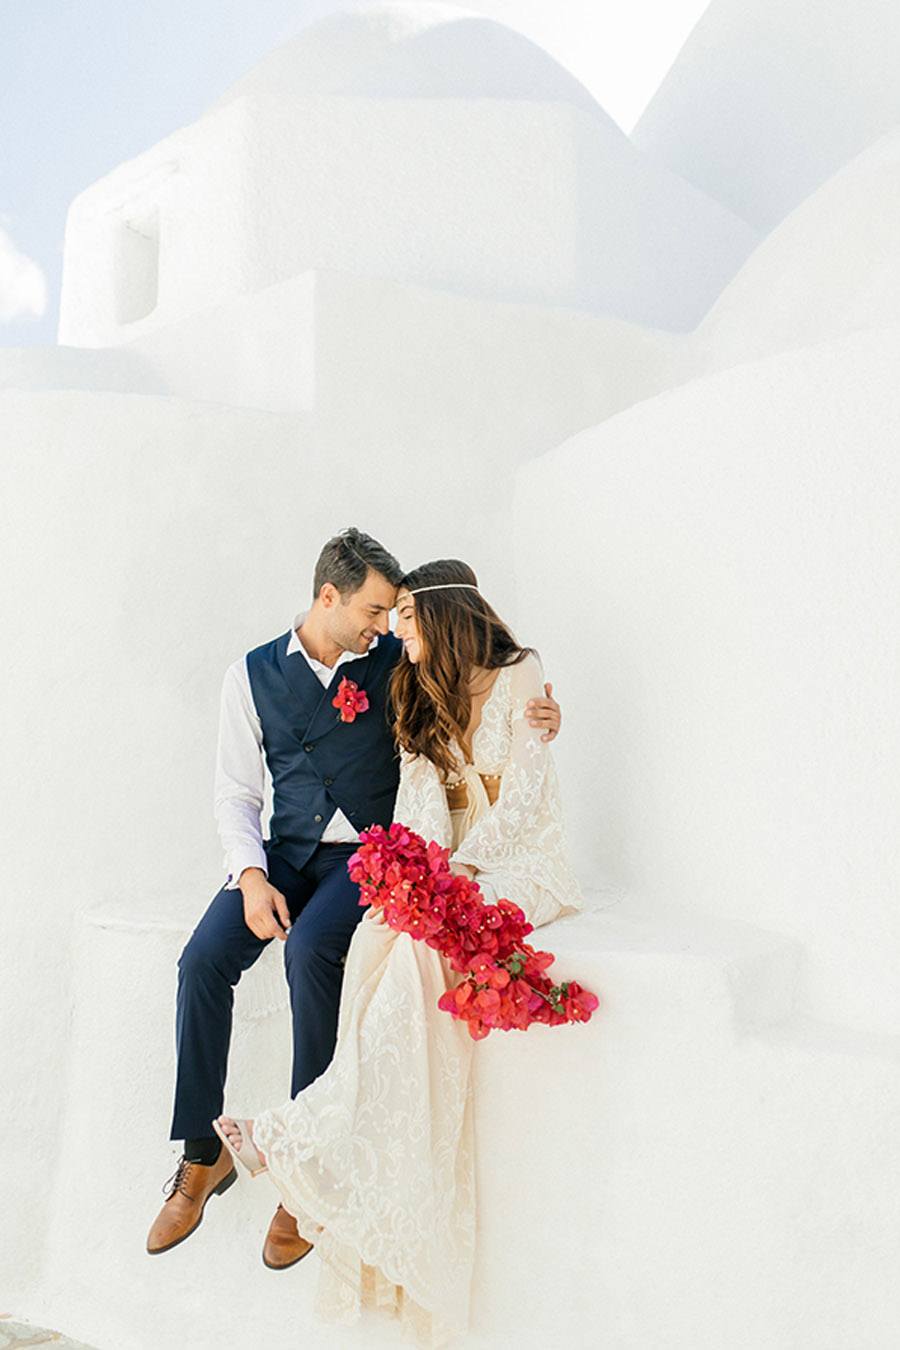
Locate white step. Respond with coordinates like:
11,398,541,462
25,894,899,1350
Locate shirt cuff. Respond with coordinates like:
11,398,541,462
223,845,269,890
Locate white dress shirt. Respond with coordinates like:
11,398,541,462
215,611,379,889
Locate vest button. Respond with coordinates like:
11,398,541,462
304,743,315,753
324,777,334,786
314,813,323,823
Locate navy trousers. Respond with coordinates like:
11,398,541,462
170,841,365,1143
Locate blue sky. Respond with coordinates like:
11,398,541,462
0,0,707,348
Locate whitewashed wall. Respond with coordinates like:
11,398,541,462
513,322,900,1036
0,383,534,1308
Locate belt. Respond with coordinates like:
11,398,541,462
445,773,502,811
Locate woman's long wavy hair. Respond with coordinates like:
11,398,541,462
389,559,534,781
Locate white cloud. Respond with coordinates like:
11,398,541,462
0,223,48,323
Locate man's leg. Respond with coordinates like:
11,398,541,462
258,844,365,1270
171,851,311,1143
149,885,268,1255
283,843,366,1096
170,885,269,1145
150,854,313,1257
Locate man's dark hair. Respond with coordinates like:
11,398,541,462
312,527,403,600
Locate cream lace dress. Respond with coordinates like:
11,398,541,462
251,652,584,1348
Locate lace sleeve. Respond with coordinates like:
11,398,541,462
393,747,453,849
449,652,550,874
358,748,452,930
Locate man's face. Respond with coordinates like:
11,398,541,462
323,570,397,654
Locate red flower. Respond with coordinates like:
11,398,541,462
332,676,370,723
347,821,601,1041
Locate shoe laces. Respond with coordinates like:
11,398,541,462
162,1155,194,1201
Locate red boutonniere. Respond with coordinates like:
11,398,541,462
332,676,369,723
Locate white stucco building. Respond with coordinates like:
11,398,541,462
2,4,898,1347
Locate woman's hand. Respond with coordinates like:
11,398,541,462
449,861,476,880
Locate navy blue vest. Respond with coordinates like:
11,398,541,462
246,629,403,873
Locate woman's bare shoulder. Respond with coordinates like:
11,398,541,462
505,648,545,685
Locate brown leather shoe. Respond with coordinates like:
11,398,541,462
146,1147,237,1255
262,1203,314,1270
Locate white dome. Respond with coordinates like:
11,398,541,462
209,2,615,130
694,128,900,370
632,0,900,232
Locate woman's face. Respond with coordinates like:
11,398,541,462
394,589,422,663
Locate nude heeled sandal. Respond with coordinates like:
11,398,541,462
212,1117,269,1178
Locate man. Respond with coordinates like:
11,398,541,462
146,527,562,1267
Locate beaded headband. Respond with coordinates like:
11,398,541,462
406,583,480,596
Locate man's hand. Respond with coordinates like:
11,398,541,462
526,681,562,742
239,867,292,941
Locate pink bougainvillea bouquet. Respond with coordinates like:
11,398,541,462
347,821,600,1041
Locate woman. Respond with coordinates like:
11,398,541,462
215,559,584,1347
